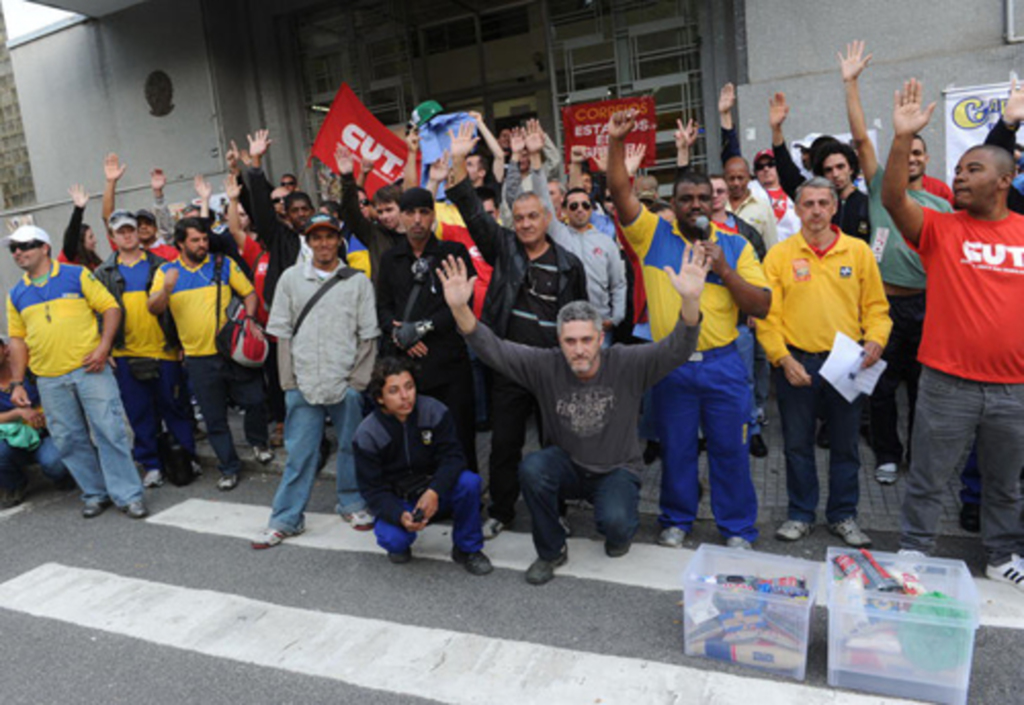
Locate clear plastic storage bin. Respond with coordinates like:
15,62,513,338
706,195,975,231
826,548,979,705
682,545,821,681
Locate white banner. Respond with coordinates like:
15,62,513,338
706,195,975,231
944,82,1011,184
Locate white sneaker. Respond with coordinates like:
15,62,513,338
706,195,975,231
342,510,375,531
726,536,752,550
986,555,1024,592
142,470,164,488
482,517,505,541
898,549,928,559
830,518,872,548
875,462,898,485
217,473,239,491
775,520,812,542
658,526,687,548
252,445,275,465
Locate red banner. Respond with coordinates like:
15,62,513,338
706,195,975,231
309,83,408,196
561,96,657,172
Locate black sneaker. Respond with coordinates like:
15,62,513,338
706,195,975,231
525,546,568,585
605,540,631,558
749,433,768,458
959,502,981,533
451,547,494,576
82,499,113,519
388,549,412,564
0,485,27,510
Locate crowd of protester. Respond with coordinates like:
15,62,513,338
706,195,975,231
4,40,1024,590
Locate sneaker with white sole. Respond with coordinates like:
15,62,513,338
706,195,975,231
830,517,872,547
875,462,899,485
252,445,275,465
658,526,687,548
217,473,239,491
251,527,304,550
898,549,928,559
341,510,375,531
726,536,752,550
482,517,505,540
775,520,812,542
142,470,164,488
986,555,1024,592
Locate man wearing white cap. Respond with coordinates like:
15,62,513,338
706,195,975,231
4,225,147,518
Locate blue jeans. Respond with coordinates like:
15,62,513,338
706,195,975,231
519,446,640,560
113,358,196,471
0,436,69,491
36,367,144,506
184,355,267,476
774,352,862,524
653,345,758,541
268,387,366,533
374,470,484,554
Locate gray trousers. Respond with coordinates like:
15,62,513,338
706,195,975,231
900,366,1024,565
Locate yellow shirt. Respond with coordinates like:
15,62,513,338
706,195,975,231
757,229,892,365
113,255,177,360
7,261,119,377
151,255,254,357
621,207,768,350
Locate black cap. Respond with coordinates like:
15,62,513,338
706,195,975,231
398,187,435,212
135,209,156,223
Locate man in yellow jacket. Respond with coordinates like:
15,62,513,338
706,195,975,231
757,176,891,547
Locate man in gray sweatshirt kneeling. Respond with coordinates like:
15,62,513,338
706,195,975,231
437,243,709,585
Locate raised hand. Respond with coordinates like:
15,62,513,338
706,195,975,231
664,240,711,302
334,142,355,175
592,148,608,173
436,254,477,310
674,118,700,151
1004,78,1024,126
838,40,872,83
239,149,253,168
150,168,166,195
68,184,89,209
509,127,526,157
223,174,242,201
524,119,545,155
769,92,790,131
625,143,647,176
448,120,479,160
194,174,212,201
429,150,451,183
360,154,376,176
247,129,272,158
405,128,420,153
104,153,126,183
607,110,636,141
892,78,936,137
570,145,588,164
718,83,736,115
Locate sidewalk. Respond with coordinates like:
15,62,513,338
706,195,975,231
211,388,974,541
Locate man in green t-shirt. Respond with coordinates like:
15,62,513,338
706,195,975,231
840,40,952,486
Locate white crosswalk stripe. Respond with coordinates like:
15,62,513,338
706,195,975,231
148,498,1024,629
0,562,920,705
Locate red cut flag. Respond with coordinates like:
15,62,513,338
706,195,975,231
309,83,409,197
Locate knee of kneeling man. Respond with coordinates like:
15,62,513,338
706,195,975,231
455,469,482,493
517,455,549,485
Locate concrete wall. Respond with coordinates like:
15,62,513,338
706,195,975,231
735,0,1024,178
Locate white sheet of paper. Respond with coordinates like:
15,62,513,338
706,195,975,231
819,332,887,402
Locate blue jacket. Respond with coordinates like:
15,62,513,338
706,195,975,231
353,395,466,525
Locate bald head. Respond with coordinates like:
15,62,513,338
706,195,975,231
723,156,752,202
962,145,1015,177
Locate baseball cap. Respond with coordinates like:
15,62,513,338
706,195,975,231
410,100,443,129
754,148,774,164
135,208,156,223
3,225,51,247
637,188,659,204
303,213,342,235
109,209,138,231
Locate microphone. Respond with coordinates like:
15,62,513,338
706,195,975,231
694,215,710,240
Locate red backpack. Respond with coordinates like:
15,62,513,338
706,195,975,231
214,255,268,368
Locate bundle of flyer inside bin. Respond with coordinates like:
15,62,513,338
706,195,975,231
682,546,820,680
826,547,979,703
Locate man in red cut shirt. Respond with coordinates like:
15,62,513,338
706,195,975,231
882,78,1024,592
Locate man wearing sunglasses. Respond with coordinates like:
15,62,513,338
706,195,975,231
753,149,801,243
5,225,147,519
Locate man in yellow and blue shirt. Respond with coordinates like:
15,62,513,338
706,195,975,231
607,110,771,550
95,209,196,489
758,177,890,547
148,216,268,490
5,224,147,519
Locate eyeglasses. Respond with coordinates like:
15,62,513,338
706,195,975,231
359,199,371,207
755,161,776,171
9,241,43,254
281,181,297,188
568,201,593,212
272,198,286,205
